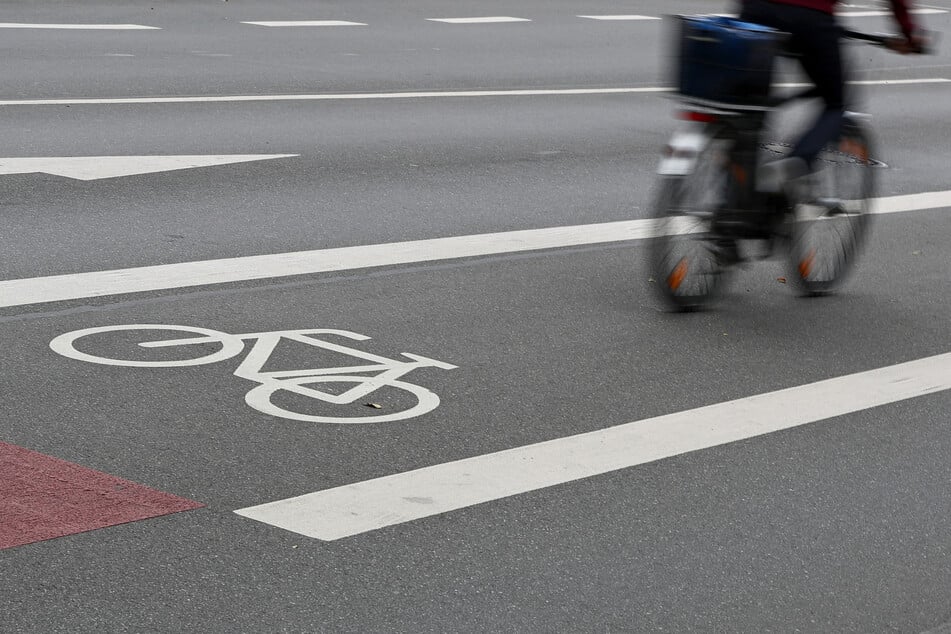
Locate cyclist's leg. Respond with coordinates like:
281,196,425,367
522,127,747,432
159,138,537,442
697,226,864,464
741,2,846,192
786,12,846,166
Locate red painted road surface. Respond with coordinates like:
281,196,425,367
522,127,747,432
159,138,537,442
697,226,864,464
0,441,203,550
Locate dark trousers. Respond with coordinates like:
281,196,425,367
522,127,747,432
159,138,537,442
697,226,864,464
739,0,846,165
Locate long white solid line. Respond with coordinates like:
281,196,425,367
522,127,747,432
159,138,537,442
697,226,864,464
779,78,950,87
236,350,951,541
0,87,665,107
0,78,945,107
241,21,366,27
426,17,531,24
0,23,160,30
577,15,661,21
840,8,947,16
0,189,949,309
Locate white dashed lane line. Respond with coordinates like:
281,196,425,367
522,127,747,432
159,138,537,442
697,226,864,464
425,17,531,24
577,15,661,21
240,21,366,27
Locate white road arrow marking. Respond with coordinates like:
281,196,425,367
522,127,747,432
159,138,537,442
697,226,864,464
235,350,951,540
0,154,298,181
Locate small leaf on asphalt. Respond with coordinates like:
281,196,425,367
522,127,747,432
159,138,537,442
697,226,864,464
777,277,787,284
365,403,383,409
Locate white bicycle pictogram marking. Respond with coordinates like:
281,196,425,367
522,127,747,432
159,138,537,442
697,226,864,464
49,324,457,424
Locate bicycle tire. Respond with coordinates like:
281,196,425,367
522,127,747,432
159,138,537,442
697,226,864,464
786,118,876,296
244,375,442,424
648,134,734,311
49,324,244,368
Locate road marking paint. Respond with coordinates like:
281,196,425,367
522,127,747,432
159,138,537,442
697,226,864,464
0,23,160,30
704,8,946,18
870,190,951,214
236,351,951,540
839,8,947,16
0,87,664,106
1,441,202,550
241,20,367,27
426,17,531,24
0,78,944,107
0,154,297,181
50,325,457,424
1,189,949,309
577,15,661,21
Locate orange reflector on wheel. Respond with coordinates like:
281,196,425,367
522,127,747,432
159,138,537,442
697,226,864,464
799,249,816,278
668,258,689,291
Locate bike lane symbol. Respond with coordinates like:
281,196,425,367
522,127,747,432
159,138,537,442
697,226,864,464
50,325,457,424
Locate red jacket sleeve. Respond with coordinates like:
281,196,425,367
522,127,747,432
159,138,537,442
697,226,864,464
888,0,917,37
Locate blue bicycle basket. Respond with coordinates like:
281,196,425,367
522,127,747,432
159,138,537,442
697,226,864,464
674,15,785,108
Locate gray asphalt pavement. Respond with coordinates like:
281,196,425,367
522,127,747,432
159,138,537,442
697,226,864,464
2,1,951,632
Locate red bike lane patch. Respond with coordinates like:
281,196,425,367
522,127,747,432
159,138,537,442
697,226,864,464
0,441,203,550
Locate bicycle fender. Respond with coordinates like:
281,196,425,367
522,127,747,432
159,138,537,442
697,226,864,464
657,126,713,176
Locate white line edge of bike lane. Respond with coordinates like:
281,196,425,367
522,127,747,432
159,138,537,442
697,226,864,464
0,78,946,106
234,350,951,541
1,189,950,309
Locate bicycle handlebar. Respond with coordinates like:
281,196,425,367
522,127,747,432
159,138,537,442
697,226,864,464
843,28,937,55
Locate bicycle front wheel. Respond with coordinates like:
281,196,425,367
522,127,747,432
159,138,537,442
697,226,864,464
648,136,734,311
786,119,876,296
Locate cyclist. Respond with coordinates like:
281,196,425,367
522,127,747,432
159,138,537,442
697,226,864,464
738,0,925,191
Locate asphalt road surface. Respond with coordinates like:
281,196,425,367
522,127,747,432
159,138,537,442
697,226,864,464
2,1,951,632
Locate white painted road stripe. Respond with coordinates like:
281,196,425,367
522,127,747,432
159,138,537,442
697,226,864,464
577,15,661,21
236,350,951,540
0,78,945,107
0,189,949,309
241,21,367,27
0,23,160,30
839,8,947,16
426,17,531,24
0,154,297,181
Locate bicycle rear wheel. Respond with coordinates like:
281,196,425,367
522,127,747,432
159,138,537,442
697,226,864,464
786,118,876,296
648,136,734,311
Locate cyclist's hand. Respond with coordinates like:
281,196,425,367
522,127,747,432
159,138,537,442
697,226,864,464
886,32,930,54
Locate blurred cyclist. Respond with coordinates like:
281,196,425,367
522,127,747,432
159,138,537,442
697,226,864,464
739,0,926,191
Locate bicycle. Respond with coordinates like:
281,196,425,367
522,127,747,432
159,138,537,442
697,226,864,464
648,15,928,311
49,324,457,424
